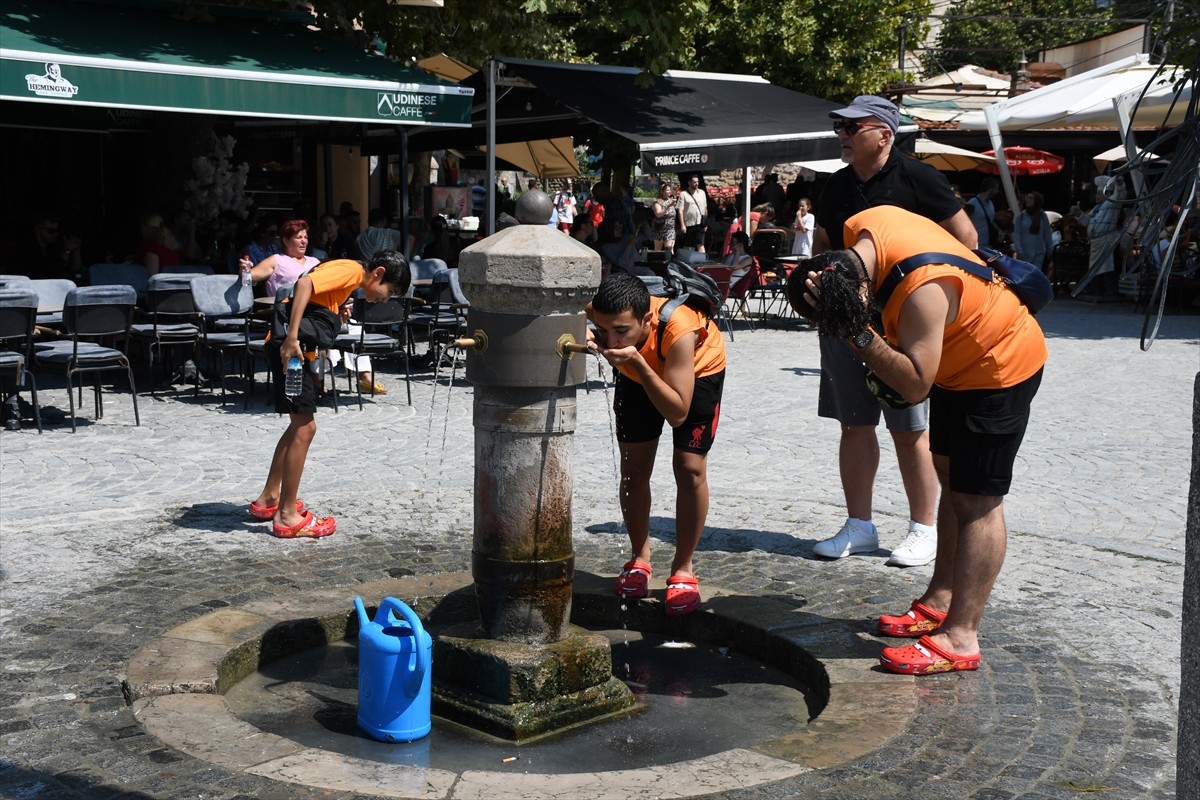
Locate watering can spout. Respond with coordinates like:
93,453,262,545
354,596,370,630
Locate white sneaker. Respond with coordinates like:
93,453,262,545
813,518,879,559
886,522,937,567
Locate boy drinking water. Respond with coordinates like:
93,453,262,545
587,272,727,614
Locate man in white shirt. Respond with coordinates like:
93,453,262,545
679,174,709,253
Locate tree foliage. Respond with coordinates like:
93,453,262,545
928,0,1119,74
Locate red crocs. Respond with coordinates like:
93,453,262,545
271,511,336,539
249,498,305,520
879,635,981,675
877,600,947,638
615,559,652,599
664,574,701,616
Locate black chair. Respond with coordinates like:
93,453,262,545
89,263,150,301
34,285,140,433
190,274,260,405
129,273,202,395
0,287,43,433
408,268,469,370
334,290,413,407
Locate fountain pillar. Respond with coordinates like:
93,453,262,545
430,191,637,739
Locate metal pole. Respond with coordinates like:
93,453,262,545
487,57,497,237
898,18,908,86
400,127,410,260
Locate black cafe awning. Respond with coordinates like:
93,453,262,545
406,58,844,172
500,60,844,172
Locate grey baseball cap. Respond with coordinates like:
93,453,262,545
828,95,899,133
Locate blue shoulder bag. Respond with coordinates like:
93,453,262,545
876,247,1053,313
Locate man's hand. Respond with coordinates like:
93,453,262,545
600,345,640,368
279,336,302,361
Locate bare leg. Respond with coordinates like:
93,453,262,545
916,454,957,612
924,489,1006,656
258,412,317,528
670,449,709,577
890,428,937,527
840,424,880,521
618,440,659,564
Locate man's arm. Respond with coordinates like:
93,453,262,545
854,279,954,405
939,209,978,250
637,330,698,428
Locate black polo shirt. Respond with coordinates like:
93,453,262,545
816,149,963,249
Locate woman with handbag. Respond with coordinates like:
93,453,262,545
247,252,411,538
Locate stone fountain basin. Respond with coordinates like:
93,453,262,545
124,571,917,799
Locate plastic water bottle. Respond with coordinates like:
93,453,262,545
284,356,304,397
240,255,252,288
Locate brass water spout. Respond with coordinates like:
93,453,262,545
451,329,489,354
555,333,592,360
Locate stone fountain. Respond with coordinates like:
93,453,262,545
429,190,636,740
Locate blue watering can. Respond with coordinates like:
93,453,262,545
354,596,433,742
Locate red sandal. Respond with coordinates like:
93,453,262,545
271,511,336,539
249,498,305,520
877,600,946,638
665,574,701,616
879,635,981,675
615,559,652,599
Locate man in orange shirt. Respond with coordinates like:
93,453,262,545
587,272,727,616
248,252,411,539
790,206,1046,675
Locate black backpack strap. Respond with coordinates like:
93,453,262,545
876,251,995,308
656,295,687,351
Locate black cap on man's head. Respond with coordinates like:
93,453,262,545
828,95,899,133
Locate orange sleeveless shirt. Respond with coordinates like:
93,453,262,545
845,207,1047,390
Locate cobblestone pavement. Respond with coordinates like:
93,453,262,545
0,298,1195,799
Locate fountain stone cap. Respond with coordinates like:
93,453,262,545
514,189,554,225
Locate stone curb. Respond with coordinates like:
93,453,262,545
125,572,917,799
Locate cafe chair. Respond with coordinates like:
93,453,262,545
695,264,735,341
29,278,76,328
0,274,32,289
129,273,202,396
190,274,259,405
89,263,150,300
408,267,468,371
34,285,140,433
0,287,43,433
335,287,414,408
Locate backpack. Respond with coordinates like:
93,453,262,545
639,260,723,350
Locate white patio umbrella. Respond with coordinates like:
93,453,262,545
911,137,997,171
1093,143,1166,172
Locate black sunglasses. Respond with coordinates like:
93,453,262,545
832,119,887,136
38,225,60,235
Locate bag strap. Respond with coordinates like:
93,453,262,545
876,251,995,308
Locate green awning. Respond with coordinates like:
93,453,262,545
0,0,474,126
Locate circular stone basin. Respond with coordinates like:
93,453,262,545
224,627,821,773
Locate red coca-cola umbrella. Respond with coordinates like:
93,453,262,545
978,146,1065,176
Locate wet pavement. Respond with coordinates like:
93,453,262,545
0,297,1194,799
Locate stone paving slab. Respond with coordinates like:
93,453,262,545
0,298,1194,798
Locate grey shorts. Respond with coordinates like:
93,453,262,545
817,336,928,431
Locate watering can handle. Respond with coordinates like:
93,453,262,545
377,597,429,690
354,596,370,630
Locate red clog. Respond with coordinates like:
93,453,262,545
879,635,981,675
615,559,652,599
664,574,701,616
271,511,336,539
877,600,947,637
249,498,305,520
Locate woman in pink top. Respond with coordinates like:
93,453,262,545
243,219,319,299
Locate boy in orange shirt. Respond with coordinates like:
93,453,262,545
248,252,410,538
587,272,727,615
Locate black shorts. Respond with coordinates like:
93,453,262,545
267,341,318,415
614,370,724,454
929,368,1043,496
680,226,705,248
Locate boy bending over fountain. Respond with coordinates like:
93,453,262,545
248,252,411,538
587,271,727,615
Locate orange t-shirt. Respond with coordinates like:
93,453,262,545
616,295,727,383
845,207,1047,390
266,259,362,352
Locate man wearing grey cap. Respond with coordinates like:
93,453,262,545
809,95,977,570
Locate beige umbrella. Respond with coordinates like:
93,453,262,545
479,137,580,179
1093,143,1165,172
910,137,997,171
